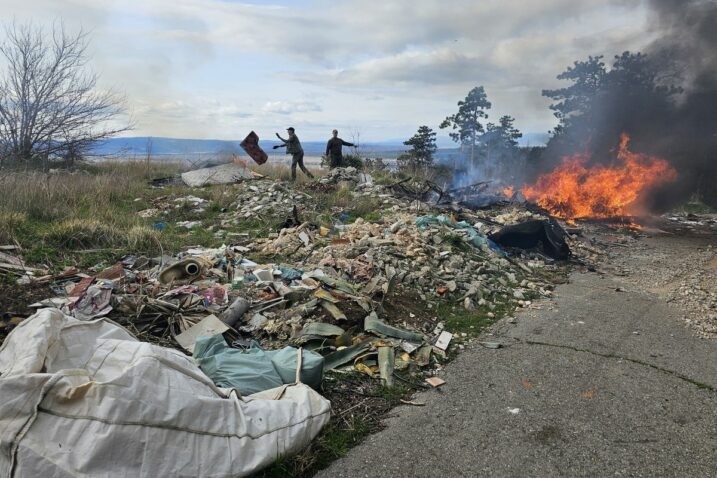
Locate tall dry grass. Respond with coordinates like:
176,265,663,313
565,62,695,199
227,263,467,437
0,161,182,262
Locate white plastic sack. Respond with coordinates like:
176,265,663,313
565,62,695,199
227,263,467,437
0,309,331,477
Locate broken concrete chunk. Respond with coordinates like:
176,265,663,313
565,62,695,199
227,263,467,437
447,280,457,292
175,315,229,353
399,340,420,354
320,300,347,321
425,377,446,388
299,231,311,247
181,162,255,187
434,331,453,351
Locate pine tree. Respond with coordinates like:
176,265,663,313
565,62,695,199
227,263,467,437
439,86,491,163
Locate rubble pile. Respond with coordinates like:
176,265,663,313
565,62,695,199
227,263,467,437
7,169,576,384
0,166,590,476
318,166,373,187
229,181,312,220
255,214,556,311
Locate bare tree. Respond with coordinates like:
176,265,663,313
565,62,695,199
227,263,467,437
0,21,129,167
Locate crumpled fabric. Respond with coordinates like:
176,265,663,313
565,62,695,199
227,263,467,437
0,309,330,478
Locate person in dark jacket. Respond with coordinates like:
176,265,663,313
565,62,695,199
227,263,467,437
325,129,355,169
274,127,314,181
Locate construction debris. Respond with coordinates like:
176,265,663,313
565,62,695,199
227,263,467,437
0,165,601,474
181,161,257,187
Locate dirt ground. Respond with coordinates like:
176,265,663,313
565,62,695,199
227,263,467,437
0,281,55,342
585,215,717,339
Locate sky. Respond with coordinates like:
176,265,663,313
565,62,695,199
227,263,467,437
0,0,656,144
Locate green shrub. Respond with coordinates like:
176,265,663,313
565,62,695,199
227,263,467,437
320,154,364,170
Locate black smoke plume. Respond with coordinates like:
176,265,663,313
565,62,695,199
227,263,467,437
647,0,717,207
538,0,717,209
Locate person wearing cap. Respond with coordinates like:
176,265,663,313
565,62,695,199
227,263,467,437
274,127,314,181
325,129,355,169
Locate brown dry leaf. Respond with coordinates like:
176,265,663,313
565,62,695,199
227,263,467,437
581,388,597,399
521,378,534,390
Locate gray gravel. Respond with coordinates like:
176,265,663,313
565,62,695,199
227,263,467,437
605,233,717,339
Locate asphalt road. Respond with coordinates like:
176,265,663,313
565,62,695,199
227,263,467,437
317,271,717,477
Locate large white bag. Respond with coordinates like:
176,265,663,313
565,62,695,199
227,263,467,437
0,309,331,477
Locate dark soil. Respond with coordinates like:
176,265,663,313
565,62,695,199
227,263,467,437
0,281,54,343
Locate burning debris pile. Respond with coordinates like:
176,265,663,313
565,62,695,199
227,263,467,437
521,134,678,222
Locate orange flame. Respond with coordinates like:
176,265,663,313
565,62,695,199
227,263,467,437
521,133,677,220
502,186,515,198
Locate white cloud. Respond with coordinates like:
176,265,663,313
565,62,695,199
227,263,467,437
262,100,322,115
0,0,653,139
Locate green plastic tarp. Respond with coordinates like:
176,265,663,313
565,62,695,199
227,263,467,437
194,335,324,395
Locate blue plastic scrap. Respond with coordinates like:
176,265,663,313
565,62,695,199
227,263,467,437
415,215,488,248
193,335,324,395
415,214,505,254
278,265,303,281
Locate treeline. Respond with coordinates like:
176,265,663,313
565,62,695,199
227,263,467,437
398,86,527,182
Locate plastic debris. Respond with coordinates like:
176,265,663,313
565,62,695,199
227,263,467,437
364,312,424,342
193,335,325,393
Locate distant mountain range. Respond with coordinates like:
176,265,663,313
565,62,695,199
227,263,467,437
90,136,408,158
90,133,549,159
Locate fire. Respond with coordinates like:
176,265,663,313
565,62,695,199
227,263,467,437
521,133,677,220
501,186,515,198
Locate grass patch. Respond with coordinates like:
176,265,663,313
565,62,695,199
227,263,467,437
257,418,371,478
253,370,417,478
437,299,516,336
437,232,472,252
0,161,225,269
